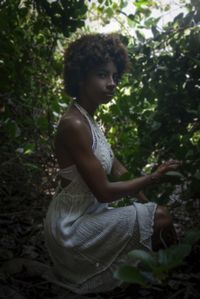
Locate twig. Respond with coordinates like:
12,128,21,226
160,229,168,248
168,288,185,299
27,280,49,289
183,284,191,299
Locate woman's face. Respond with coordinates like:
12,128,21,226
79,60,119,105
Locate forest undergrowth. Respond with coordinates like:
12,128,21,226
0,153,199,299
1,0,200,297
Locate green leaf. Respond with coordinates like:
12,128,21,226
24,143,35,155
151,121,161,131
5,121,21,138
158,244,191,272
193,170,200,180
141,271,160,284
128,14,136,21
144,17,160,27
164,171,183,178
37,117,48,131
128,249,157,270
173,12,184,25
114,266,147,286
183,230,200,246
136,30,145,43
135,0,149,9
151,25,160,38
24,163,41,172
189,57,200,66
105,7,113,17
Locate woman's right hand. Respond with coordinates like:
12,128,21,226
156,159,182,174
150,159,182,183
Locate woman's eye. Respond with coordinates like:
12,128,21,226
97,72,119,83
113,75,119,83
98,73,106,78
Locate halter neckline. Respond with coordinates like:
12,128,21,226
73,102,95,122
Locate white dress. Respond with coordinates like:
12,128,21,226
44,103,157,294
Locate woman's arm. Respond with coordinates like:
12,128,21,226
111,157,149,202
59,117,181,204
110,157,128,178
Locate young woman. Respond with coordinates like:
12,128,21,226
44,33,180,294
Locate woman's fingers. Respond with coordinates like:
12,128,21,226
166,164,179,170
156,160,182,174
164,159,182,165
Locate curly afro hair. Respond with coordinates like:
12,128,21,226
64,32,131,98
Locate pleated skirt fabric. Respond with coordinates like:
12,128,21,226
45,200,157,295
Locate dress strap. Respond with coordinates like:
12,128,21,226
74,102,97,151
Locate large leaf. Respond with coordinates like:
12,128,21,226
114,265,147,286
157,244,191,273
128,249,158,270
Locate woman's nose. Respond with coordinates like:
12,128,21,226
107,76,116,90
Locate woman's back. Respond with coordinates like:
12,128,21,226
54,104,95,187
54,105,92,167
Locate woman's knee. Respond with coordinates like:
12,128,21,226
154,205,173,231
151,205,177,251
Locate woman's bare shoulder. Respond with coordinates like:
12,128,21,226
55,108,91,148
59,110,87,136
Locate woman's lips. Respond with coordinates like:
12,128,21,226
105,92,115,97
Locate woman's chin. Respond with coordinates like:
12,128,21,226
102,96,113,104
96,94,113,105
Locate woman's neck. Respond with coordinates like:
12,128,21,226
74,98,99,117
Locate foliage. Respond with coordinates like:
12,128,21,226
1,0,199,204
0,0,198,201
115,229,200,287
98,0,200,202
34,0,87,36
87,0,160,35
0,0,87,201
